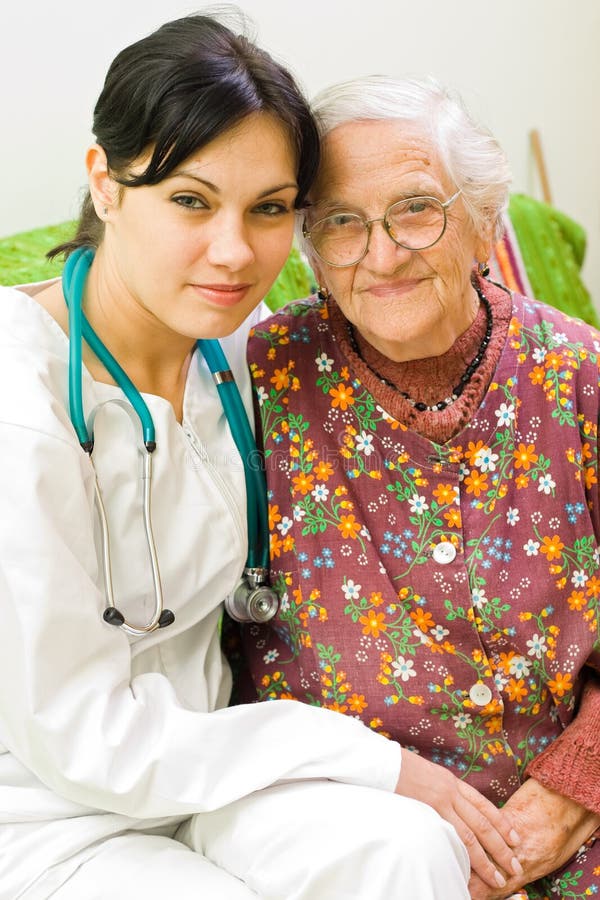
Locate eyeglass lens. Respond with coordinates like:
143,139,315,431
308,197,447,266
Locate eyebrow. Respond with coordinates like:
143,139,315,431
168,171,298,198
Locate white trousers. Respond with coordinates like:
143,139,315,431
36,781,470,899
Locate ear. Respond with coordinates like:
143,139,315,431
474,221,495,266
86,144,118,218
306,253,328,294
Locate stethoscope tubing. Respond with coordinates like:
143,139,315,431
62,246,272,632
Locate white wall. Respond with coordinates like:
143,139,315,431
2,0,599,300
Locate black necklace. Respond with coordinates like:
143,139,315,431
345,282,493,413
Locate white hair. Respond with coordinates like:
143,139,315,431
309,75,511,242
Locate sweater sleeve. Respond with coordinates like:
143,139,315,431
525,673,600,814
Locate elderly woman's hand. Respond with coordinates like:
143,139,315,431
467,776,600,900
395,748,522,891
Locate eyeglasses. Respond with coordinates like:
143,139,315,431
302,189,462,268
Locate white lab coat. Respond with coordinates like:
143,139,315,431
0,284,405,898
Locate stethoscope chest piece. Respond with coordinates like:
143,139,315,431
225,568,279,624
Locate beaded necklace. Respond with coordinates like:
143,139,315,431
345,282,493,413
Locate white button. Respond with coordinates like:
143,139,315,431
469,683,493,706
432,541,457,564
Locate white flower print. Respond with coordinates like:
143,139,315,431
523,539,540,556
356,431,375,456
293,505,306,522
256,386,268,406
506,507,520,526
474,446,499,473
495,402,516,426
408,494,429,514
430,624,450,641
571,569,587,587
342,579,361,600
532,347,546,364
392,656,417,681
508,655,531,677
276,516,293,536
493,671,508,691
280,592,290,613
526,633,547,659
537,473,556,495
471,587,488,609
452,712,473,729
311,483,330,502
263,649,279,664
315,352,334,372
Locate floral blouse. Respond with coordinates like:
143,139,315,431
240,290,600,805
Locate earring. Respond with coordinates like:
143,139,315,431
477,261,490,278
317,285,331,301
102,206,108,217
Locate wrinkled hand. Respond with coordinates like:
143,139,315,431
395,748,521,891
468,777,600,900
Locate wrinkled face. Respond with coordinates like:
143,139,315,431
100,112,298,340
306,119,492,361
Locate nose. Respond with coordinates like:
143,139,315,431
205,214,256,270
363,219,412,271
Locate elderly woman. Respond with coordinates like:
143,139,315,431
237,77,600,899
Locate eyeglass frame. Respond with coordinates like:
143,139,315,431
302,189,462,268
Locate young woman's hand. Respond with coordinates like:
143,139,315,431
467,777,600,899
395,748,522,891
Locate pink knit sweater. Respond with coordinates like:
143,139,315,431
328,276,600,815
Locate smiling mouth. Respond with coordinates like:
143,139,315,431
191,283,253,307
364,278,424,298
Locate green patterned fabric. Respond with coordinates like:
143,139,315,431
508,193,598,327
0,222,314,312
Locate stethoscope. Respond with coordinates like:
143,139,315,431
63,246,278,635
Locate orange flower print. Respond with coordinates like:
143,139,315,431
433,483,457,504
292,473,315,495
359,609,387,637
329,383,355,410
513,443,539,470
410,609,434,632
348,693,368,713
539,535,564,562
444,508,462,529
567,590,587,611
464,470,488,496
585,466,598,490
505,678,528,702
464,440,485,466
269,533,283,559
338,514,361,539
313,459,335,481
586,576,600,598
270,367,290,390
268,504,282,531
548,671,573,698
515,474,529,489
528,365,545,385
485,716,503,734
497,651,516,675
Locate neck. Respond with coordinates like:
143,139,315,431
82,253,196,418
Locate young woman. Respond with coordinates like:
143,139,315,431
0,16,490,900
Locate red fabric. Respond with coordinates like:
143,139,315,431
526,675,600,815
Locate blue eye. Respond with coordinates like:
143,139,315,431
173,195,208,210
